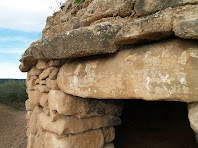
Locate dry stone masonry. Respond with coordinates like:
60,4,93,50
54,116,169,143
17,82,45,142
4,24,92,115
19,0,198,147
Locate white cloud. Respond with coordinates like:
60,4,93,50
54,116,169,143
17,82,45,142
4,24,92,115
0,62,27,79
0,49,25,54
0,0,65,32
0,36,30,42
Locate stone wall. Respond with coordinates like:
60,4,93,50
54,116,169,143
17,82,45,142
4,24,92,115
19,0,198,147
25,59,122,148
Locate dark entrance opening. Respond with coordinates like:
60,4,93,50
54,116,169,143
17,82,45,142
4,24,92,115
114,100,198,148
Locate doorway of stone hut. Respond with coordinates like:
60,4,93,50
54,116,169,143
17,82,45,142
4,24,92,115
114,100,198,148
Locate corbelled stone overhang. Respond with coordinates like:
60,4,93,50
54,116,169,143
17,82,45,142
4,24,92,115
20,0,198,147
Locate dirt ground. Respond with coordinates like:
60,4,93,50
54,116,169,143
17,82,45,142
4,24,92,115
0,104,26,148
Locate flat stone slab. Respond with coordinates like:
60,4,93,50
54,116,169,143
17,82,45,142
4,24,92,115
35,129,104,148
134,0,198,16
26,22,120,60
38,112,121,135
57,38,198,102
116,5,198,44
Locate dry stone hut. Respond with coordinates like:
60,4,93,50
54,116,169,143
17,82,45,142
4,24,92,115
20,0,198,147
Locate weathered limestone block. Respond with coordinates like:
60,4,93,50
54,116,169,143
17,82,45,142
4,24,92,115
37,85,50,93
46,79,59,90
34,129,104,148
37,112,121,135
49,59,65,67
27,90,43,105
82,0,134,25
40,93,48,109
188,103,198,133
25,99,35,111
50,110,60,122
26,77,37,91
48,90,122,118
26,111,32,120
48,67,60,80
103,143,115,148
134,0,198,16
39,80,46,85
27,67,42,77
116,5,198,44
57,38,198,102
27,133,36,148
28,106,42,134
36,60,48,70
173,5,198,40
25,22,121,60
102,127,115,143
19,56,37,72
116,8,173,44
39,67,54,80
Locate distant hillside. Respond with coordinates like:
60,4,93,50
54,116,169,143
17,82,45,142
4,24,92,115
0,79,25,83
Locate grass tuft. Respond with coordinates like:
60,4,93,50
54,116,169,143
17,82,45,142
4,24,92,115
75,0,85,4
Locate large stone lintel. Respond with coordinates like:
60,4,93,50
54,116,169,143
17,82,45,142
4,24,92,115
57,38,198,102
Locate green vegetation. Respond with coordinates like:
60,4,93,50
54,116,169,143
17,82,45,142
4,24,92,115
0,80,27,109
75,0,85,4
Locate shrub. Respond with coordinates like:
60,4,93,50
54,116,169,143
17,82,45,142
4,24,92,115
75,0,85,4
0,80,28,107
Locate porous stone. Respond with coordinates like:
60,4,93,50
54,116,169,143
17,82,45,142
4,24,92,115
36,60,48,70
39,67,54,80
82,0,134,25
37,85,51,93
46,79,59,90
40,93,48,109
116,5,198,44
48,90,122,118
19,56,37,72
28,106,42,134
27,133,36,148
27,66,42,77
48,60,65,67
26,77,37,91
103,143,115,148
188,103,198,133
102,127,115,143
34,129,104,148
57,38,198,102
24,22,121,60
27,90,43,105
48,67,60,80
50,110,60,122
173,5,198,40
25,99,35,111
37,112,121,135
115,8,173,44
39,80,46,85
134,0,198,16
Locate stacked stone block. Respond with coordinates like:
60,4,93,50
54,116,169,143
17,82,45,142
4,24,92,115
19,0,198,147
25,60,122,148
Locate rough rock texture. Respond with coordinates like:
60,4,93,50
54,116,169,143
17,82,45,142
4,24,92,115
189,103,198,133
134,0,198,16
34,129,104,148
48,90,122,118
20,0,198,147
37,112,120,135
25,22,121,61
57,38,198,102
116,5,198,44
24,60,121,147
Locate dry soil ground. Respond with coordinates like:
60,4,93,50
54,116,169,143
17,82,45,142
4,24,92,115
0,104,26,148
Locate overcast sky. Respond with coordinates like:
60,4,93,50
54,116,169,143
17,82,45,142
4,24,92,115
0,0,65,79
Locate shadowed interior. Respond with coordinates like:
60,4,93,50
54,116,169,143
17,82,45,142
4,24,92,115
114,100,198,148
